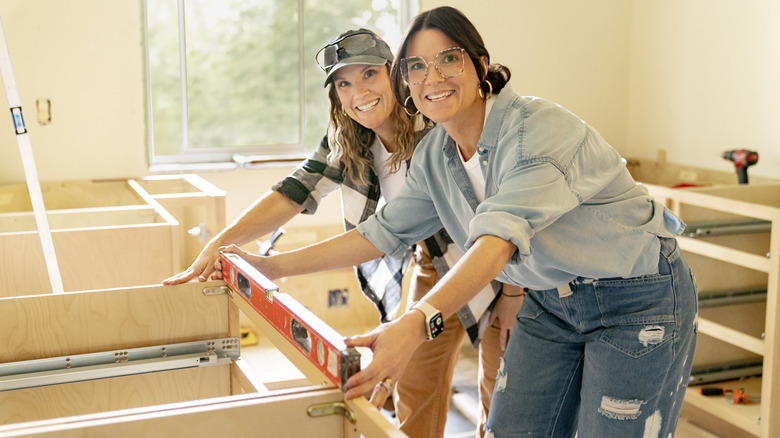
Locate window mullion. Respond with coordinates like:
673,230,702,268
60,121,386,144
297,0,305,148
177,0,190,151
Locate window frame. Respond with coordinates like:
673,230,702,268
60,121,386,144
142,0,416,173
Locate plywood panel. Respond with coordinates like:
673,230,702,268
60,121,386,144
0,207,163,233
0,279,404,437
0,180,145,213
0,365,231,424
0,177,222,297
0,233,49,297
54,224,176,292
0,281,235,363
0,388,368,438
0,223,177,297
130,175,226,273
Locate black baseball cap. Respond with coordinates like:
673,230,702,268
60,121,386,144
317,28,393,87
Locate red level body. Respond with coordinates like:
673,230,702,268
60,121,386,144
220,252,360,390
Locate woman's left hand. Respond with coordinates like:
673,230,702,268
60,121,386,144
488,284,526,351
343,311,427,408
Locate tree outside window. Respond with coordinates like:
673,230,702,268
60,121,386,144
144,0,415,170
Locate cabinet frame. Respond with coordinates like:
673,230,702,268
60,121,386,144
0,281,404,437
644,182,780,437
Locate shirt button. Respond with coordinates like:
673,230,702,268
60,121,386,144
482,161,488,166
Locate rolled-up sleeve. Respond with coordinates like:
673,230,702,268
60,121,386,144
357,214,411,259
272,135,343,215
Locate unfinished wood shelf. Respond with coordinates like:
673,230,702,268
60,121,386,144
636,171,780,437
0,280,404,437
0,174,225,297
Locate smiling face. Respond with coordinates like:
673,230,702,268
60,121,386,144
332,64,396,135
404,28,484,130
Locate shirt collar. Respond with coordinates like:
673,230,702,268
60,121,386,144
478,82,514,151
438,82,514,156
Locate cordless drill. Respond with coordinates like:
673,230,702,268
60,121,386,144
722,149,759,184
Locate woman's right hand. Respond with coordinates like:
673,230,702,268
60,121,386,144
343,310,428,406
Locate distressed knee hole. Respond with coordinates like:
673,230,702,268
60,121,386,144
638,325,665,347
496,357,508,392
598,396,645,420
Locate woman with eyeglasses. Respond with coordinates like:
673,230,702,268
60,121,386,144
234,6,699,437
164,27,518,438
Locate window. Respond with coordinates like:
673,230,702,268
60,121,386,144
143,0,416,171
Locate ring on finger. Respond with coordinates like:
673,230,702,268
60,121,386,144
379,377,394,393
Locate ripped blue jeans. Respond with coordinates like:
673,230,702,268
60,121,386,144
485,237,698,437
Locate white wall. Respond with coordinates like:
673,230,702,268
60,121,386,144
626,0,780,180
0,0,147,183
1,1,778,227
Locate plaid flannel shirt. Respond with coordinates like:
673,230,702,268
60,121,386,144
272,135,500,347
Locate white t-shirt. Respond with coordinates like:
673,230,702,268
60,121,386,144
458,97,494,203
370,136,408,203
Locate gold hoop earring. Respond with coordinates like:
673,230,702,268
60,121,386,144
403,95,419,117
341,106,348,116
478,86,485,99
484,80,493,100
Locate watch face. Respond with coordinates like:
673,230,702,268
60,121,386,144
429,312,444,339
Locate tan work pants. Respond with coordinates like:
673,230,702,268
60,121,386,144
394,245,504,438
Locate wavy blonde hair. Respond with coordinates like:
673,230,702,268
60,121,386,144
326,67,417,186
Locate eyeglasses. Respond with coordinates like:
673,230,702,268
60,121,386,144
400,47,466,85
316,31,378,72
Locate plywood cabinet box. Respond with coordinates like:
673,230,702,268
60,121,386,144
0,280,404,437
628,159,780,438
0,175,225,297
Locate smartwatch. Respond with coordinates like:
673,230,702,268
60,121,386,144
411,301,444,340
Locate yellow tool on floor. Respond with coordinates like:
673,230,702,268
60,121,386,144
240,327,259,346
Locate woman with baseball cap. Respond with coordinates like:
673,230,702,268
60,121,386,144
165,27,517,438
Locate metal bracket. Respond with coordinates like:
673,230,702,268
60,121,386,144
307,402,356,424
204,285,233,297
689,358,763,385
0,337,239,392
698,288,767,308
683,219,771,238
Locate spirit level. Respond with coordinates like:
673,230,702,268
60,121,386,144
220,252,360,390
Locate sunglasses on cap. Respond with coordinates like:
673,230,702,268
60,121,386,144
315,30,388,73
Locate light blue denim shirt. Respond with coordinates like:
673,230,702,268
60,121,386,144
356,84,684,290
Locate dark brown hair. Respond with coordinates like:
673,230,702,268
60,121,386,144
390,6,511,121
